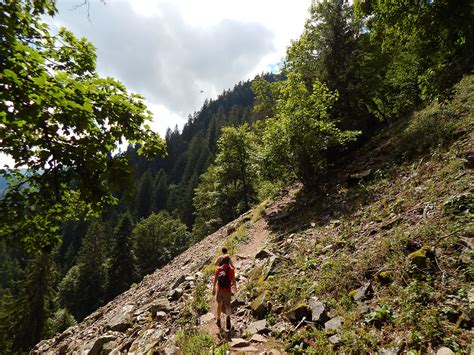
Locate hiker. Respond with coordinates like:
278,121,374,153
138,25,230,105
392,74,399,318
212,255,236,330
214,247,235,268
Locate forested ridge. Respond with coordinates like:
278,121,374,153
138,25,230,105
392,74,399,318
0,0,473,353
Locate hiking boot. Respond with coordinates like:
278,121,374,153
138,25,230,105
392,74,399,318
216,319,221,328
226,315,231,331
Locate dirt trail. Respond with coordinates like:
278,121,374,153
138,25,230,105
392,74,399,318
199,217,286,353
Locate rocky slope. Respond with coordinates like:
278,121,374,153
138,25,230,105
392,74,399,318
34,76,473,354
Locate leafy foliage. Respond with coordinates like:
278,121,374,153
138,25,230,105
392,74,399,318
193,124,258,238
0,1,165,253
132,211,191,277
258,72,359,188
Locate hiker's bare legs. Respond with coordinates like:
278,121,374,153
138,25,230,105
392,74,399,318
216,301,222,327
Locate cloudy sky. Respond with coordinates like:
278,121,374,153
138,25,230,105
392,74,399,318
1,0,311,167
50,0,312,135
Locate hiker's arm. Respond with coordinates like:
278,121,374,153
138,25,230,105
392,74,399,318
214,257,219,266
231,272,237,292
212,272,217,295
230,258,235,268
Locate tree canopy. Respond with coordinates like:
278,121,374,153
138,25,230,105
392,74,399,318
0,0,166,252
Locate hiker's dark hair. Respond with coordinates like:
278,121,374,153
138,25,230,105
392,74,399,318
221,256,230,265
222,247,228,254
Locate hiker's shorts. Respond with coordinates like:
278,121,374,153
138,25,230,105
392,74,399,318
216,291,231,313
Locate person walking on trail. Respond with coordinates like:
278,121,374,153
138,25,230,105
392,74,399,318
214,247,235,268
212,255,236,330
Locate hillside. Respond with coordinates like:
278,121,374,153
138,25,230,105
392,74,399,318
33,76,473,353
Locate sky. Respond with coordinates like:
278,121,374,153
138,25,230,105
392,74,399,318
1,0,311,167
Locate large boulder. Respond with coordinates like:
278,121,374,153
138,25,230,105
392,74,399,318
74,333,119,355
246,319,268,335
171,275,186,289
149,298,172,316
106,305,135,332
251,292,268,319
168,287,183,301
230,338,250,348
129,328,164,353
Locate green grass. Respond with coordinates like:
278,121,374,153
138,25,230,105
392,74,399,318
175,329,215,354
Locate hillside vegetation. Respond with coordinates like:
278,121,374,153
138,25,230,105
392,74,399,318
34,75,473,353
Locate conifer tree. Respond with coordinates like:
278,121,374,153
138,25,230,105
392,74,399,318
107,213,137,299
152,169,168,212
57,220,107,320
0,252,54,352
135,170,154,219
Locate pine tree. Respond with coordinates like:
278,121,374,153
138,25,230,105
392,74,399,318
57,220,107,321
152,169,168,212
135,169,153,219
1,252,54,352
107,213,137,299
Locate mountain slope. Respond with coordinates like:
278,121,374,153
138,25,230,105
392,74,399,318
33,76,473,354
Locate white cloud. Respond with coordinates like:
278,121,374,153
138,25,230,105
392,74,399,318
1,0,311,166
51,0,311,127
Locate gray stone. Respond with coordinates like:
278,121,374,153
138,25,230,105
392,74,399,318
163,346,179,355
231,296,246,308
328,334,341,345
150,298,172,314
308,297,329,324
76,333,118,355
321,244,334,253
246,319,267,335
171,274,186,289
107,305,135,332
230,338,250,348
357,302,370,314
251,292,268,319
101,340,119,354
155,311,167,321
256,249,273,259
250,334,267,343
266,256,287,277
129,328,164,353
352,282,373,302
436,347,455,355
168,288,183,301
324,317,343,331
200,312,215,323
